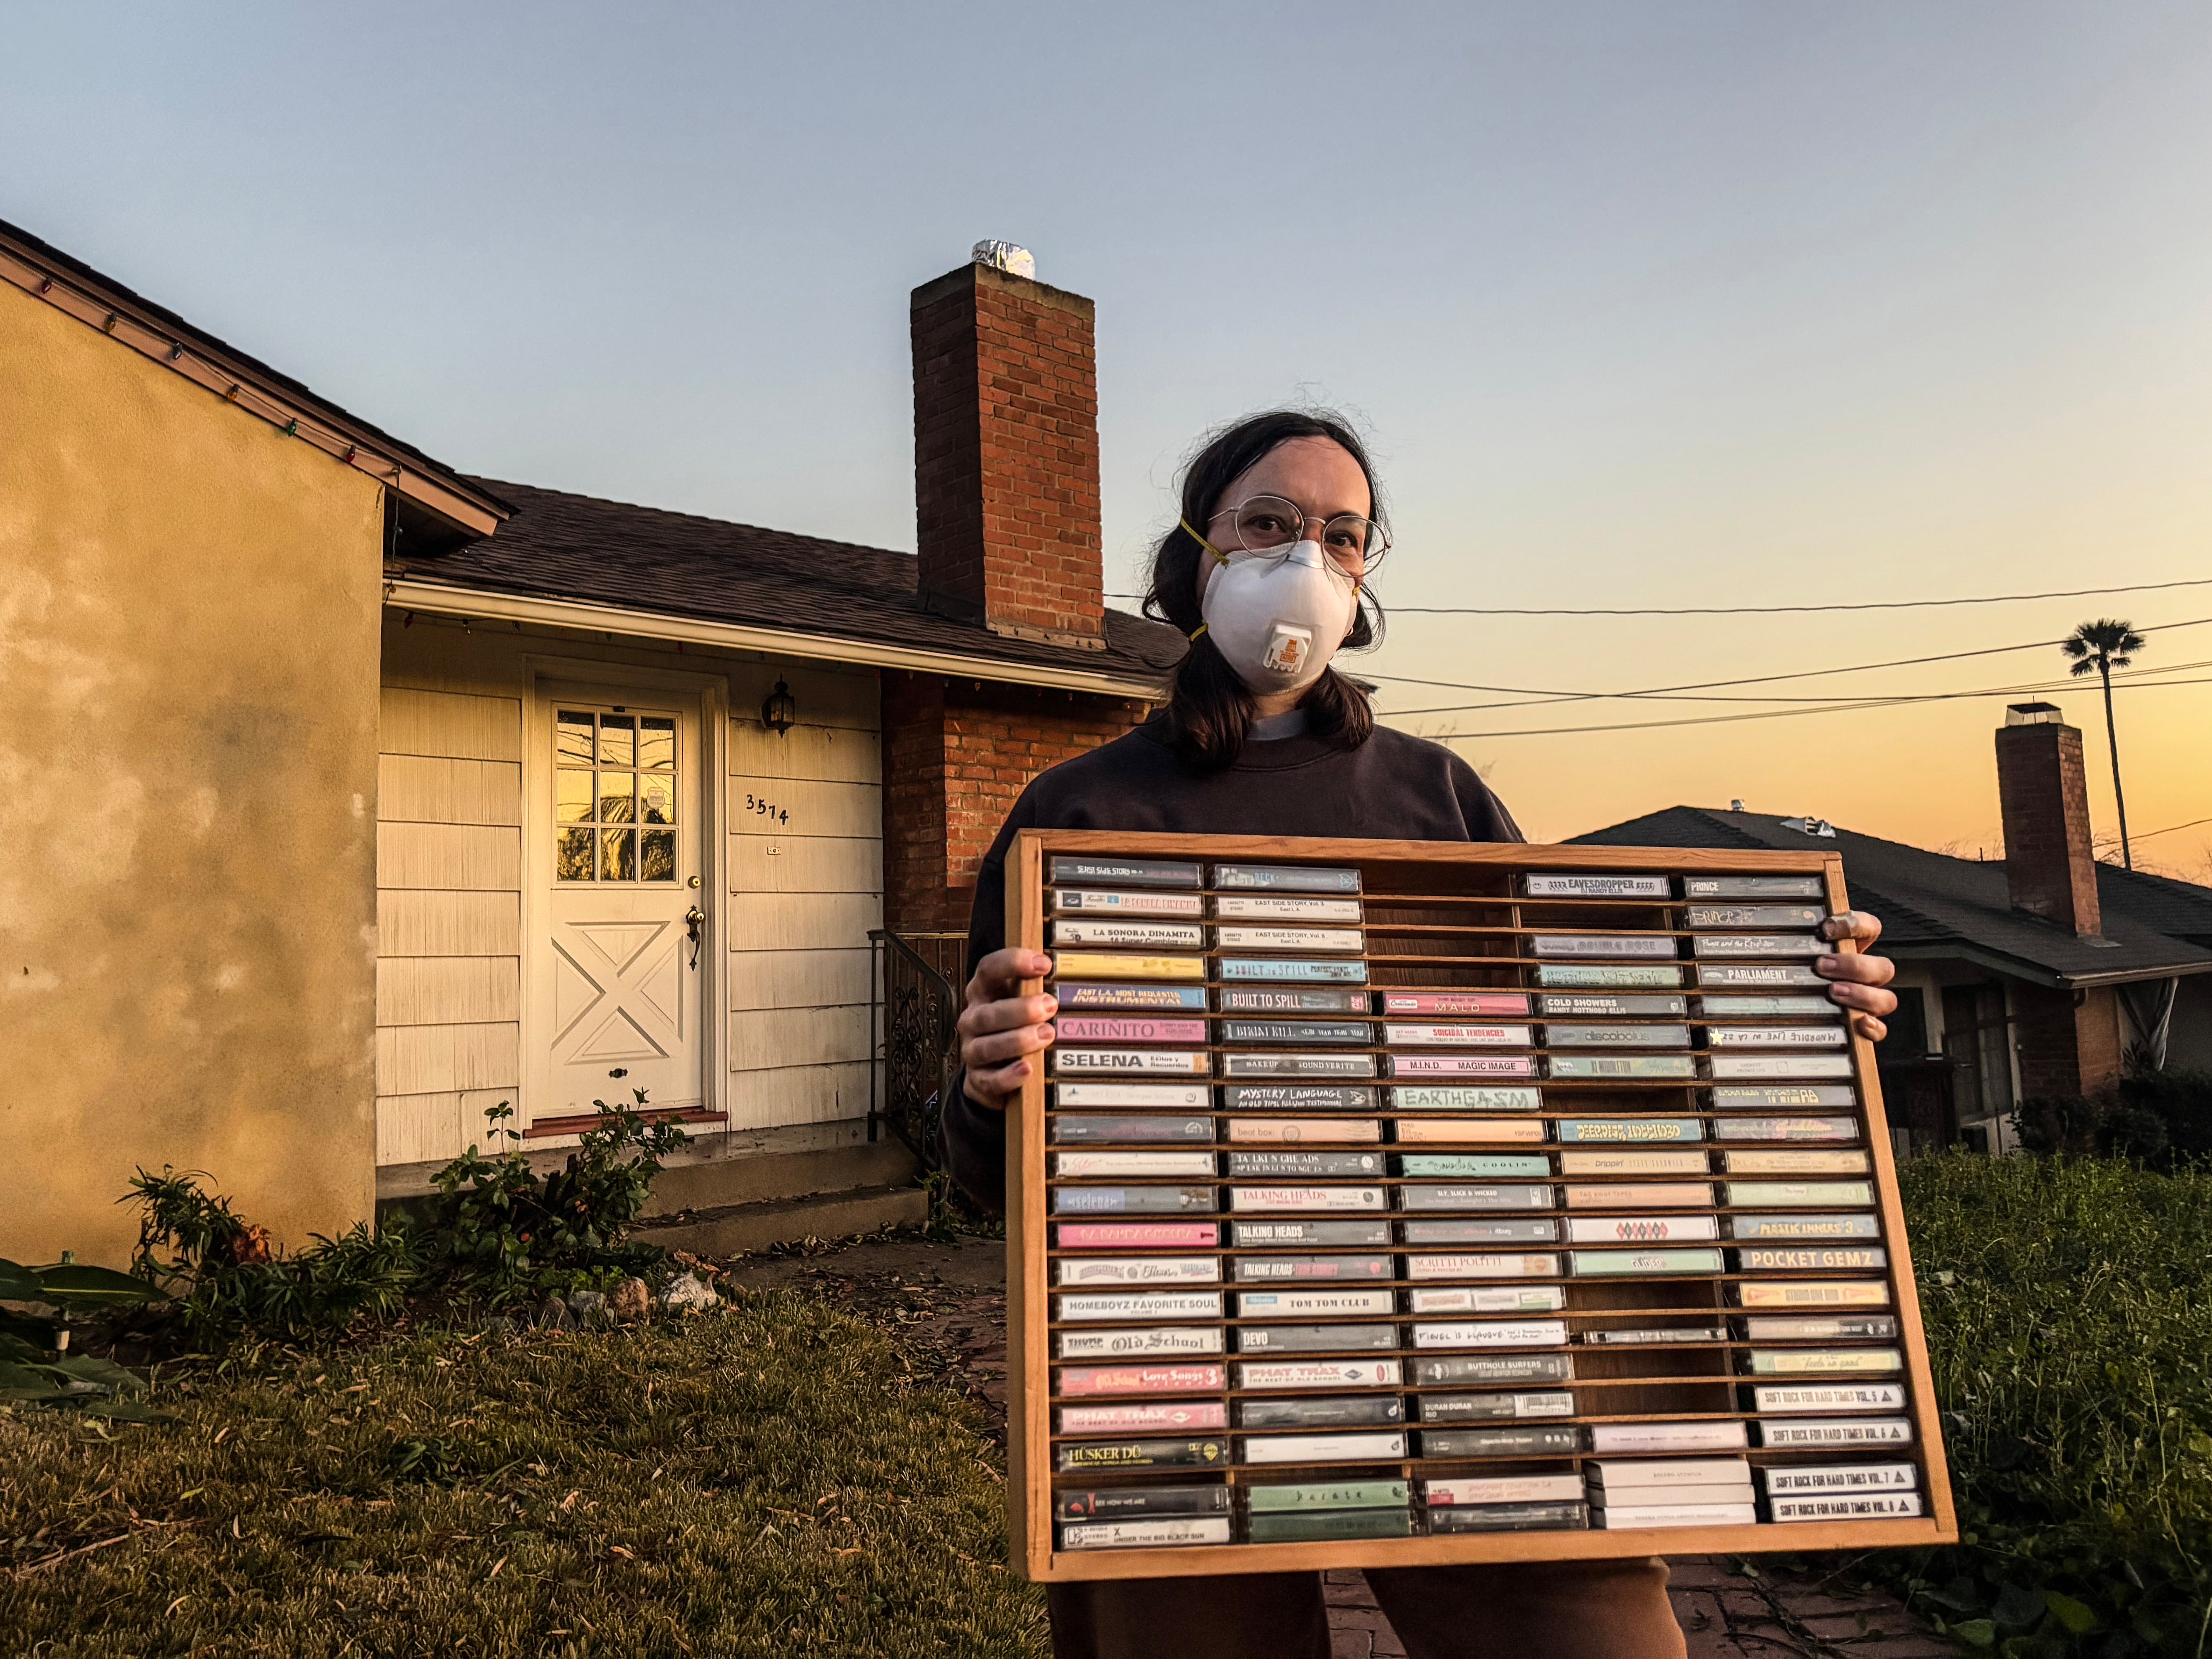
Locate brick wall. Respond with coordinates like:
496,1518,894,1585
881,671,951,937
911,264,1105,649
881,671,1142,938
1996,718,2102,935
2012,982,2083,1100
2074,985,2124,1095
2012,981,2126,1098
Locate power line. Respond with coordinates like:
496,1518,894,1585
1383,576,2212,616
1105,573,2212,616
2097,814,2212,848
1360,614,2212,715
1394,671,2212,741
1377,656,2212,717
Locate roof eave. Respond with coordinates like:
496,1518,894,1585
0,228,507,538
385,577,1171,700
1880,938,2212,989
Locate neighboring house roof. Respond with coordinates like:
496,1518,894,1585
1569,806,2212,989
0,216,508,536
388,477,1186,696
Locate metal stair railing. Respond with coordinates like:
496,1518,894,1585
867,930,967,1169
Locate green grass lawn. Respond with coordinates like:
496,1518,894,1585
0,1289,1047,1658
12,1154,2208,1656
1901,1153,2212,1651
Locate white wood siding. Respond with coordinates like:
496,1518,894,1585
373,625,890,1157
375,685,524,1164
376,755,522,826
376,1088,517,1167
727,702,883,1131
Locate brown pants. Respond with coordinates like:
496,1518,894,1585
1048,1557,1687,1659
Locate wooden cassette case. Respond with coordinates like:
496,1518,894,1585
1003,832,1955,1581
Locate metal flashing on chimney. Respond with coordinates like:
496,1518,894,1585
972,239,1037,279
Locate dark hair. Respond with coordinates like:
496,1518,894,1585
1142,409,1386,773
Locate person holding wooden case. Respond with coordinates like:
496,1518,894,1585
943,409,1899,1659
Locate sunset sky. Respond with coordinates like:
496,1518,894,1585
8,3,2207,872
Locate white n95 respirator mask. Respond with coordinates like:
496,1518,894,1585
1191,534,1362,695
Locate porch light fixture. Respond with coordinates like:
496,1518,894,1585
761,678,796,736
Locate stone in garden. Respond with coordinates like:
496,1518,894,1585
568,1290,607,1326
608,1277,651,1323
537,1292,569,1329
483,1316,516,1335
661,1272,716,1313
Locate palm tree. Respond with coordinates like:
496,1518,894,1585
2062,618,2147,870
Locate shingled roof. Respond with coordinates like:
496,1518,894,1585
1570,806,2212,989
388,478,1185,690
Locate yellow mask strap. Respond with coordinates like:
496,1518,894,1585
1179,518,1230,565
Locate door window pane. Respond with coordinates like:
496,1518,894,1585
554,708,678,884
599,772,636,823
557,768,595,823
601,827,636,881
557,827,596,882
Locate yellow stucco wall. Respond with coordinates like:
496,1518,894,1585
0,280,386,1267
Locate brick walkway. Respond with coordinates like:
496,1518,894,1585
725,1237,1956,1659
1325,1560,1954,1657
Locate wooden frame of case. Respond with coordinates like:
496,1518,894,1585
1003,831,1957,1582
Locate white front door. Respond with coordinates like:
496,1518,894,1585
534,696,704,1122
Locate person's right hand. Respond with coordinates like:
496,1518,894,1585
957,947,1056,1113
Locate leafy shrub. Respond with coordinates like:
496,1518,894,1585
2014,1068,2212,1167
0,1257,169,1418
116,1093,690,1341
1885,1152,2212,1654
426,1093,688,1299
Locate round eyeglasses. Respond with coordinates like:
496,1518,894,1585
1207,494,1388,574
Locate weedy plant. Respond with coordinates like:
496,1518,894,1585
1878,1152,2212,1656
128,1171,422,1339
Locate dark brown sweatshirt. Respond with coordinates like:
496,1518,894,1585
939,717,1524,1206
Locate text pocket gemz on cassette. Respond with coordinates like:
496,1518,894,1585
1001,833,1955,1580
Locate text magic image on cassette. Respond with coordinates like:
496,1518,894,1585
969,841,1952,1587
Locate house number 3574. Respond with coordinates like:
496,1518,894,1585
745,794,789,824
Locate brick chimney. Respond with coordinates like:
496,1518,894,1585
1995,702,2102,936
910,255,1106,651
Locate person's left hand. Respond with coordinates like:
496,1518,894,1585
1814,910,1898,1041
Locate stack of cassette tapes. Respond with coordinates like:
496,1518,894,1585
1010,837,1951,1577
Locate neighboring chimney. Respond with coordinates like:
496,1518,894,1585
1995,702,2102,936
910,246,1106,651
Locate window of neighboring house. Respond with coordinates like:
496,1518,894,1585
1941,983,2015,1128
1882,987,1931,1058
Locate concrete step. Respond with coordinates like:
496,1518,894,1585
642,1135,917,1218
634,1185,930,1257
376,1118,921,1229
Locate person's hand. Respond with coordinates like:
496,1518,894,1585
957,948,1057,1113
1814,910,1898,1042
